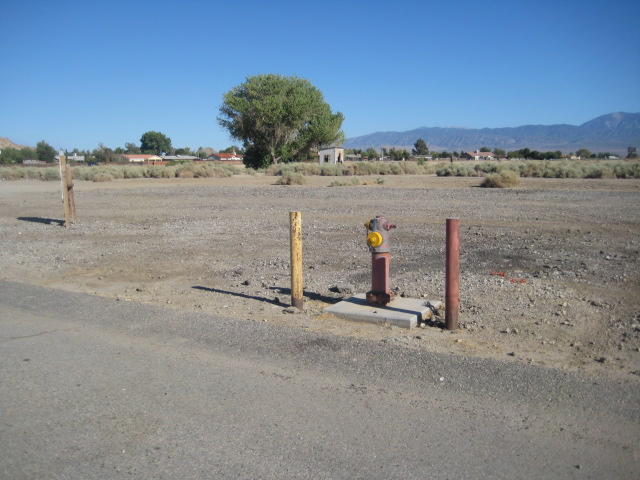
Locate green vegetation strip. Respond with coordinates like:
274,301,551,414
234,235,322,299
0,163,243,182
1,160,639,182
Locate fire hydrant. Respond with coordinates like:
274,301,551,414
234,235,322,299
364,216,396,306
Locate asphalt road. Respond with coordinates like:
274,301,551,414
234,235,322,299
1,281,638,479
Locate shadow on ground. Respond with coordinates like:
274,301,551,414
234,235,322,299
17,217,64,226
192,286,289,307
269,286,339,304
192,286,340,307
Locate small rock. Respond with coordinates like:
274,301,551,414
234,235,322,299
282,307,298,314
574,464,581,470
427,300,444,312
594,356,607,364
329,284,354,295
241,280,251,286
506,352,516,357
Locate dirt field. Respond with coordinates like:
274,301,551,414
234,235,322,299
1,174,639,379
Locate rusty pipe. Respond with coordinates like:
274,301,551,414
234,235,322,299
445,218,460,330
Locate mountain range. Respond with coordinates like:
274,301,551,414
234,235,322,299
0,137,27,150
344,112,640,154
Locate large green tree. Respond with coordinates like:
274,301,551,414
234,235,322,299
124,142,141,154
412,138,429,156
575,148,592,159
140,131,172,155
36,140,56,163
0,147,37,164
218,74,344,168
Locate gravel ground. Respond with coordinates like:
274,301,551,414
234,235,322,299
1,174,639,379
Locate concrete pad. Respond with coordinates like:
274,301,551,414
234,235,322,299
324,293,433,329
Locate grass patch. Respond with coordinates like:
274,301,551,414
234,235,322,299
93,173,113,182
436,160,640,179
1,162,244,182
276,173,306,185
328,177,361,187
481,170,520,188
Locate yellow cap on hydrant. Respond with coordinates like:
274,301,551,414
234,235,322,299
367,231,383,248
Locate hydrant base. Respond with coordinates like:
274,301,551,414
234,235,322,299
324,293,434,329
366,290,394,307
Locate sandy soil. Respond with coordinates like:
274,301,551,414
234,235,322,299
1,174,639,380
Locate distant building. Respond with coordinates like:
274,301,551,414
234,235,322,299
318,147,344,164
22,159,46,165
466,150,495,161
123,154,163,164
54,153,85,163
162,155,200,162
206,152,243,162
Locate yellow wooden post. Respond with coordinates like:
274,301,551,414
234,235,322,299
289,211,303,310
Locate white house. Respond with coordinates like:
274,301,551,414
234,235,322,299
206,152,244,162
123,154,163,163
466,150,495,161
318,147,344,164
54,153,85,162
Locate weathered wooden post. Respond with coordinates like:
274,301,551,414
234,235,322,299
289,211,303,310
59,152,76,227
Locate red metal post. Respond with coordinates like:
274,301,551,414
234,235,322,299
445,218,460,330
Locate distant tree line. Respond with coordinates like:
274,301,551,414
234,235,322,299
2,131,636,166
0,131,245,165
342,138,635,162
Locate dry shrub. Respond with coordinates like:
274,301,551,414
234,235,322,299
177,169,195,178
0,167,25,180
123,166,143,178
320,165,339,176
481,170,520,188
41,168,60,181
329,177,360,187
402,162,418,174
276,173,306,185
300,163,321,175
93,173,113,182
584,166,614,179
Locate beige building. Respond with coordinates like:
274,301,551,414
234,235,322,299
318,147,344,164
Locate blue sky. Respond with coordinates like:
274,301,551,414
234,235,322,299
1,0,639,150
